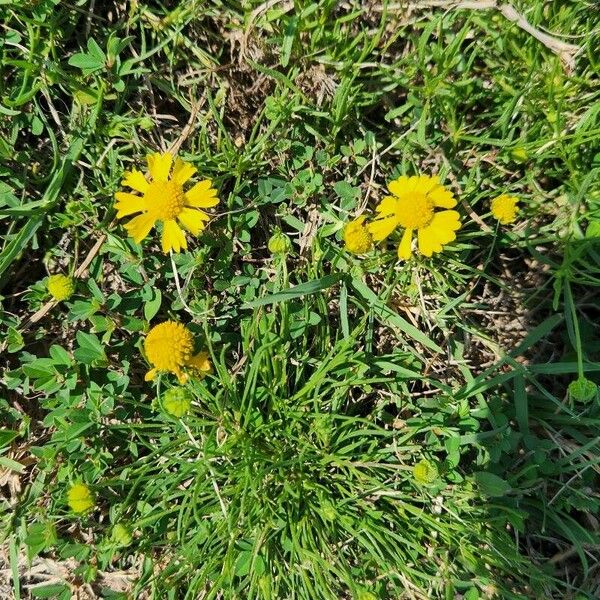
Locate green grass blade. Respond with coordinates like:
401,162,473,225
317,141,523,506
241,273,345,309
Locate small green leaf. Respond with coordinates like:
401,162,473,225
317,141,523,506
0,429,19,448
74,331,107,365
474,472,511,497
333,181,360,204
86,37,106,61
6,327,24,353
30,583,70,599
25,522,57,559
585,221,600,238
49,345,72,366
68,53,105,72
144,288,162,321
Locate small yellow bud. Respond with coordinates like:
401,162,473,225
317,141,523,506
268,229,292,255
162,387,193,417
413,459,438,484
111,523,133,546
66,482,94,514
47,274,75,302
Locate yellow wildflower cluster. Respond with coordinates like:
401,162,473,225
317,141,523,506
343,174,521,260
344,175,461,260
109,153,216,407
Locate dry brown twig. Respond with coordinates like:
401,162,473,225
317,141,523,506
377,1,580,73
167,97,205,155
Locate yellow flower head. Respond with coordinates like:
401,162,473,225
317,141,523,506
162,387,193,417
67,482,94,514
115,152,219,253
144,320,212,384
490,194,519,225
343,216,373,254
367,175,461,260
47,274,75,302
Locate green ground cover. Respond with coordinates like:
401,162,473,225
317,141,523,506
1,1,600,598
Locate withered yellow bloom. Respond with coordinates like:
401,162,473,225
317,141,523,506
368,175,461,260
491,194,519,224
343,217,373,254
115,152,219,253
144,321,212,384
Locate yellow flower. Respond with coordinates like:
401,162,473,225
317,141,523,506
144,321,212,384
490,194,519,224
47,274,74,302
115,152,219,253
67,482,94,514
343,217,373,254
367,175,461,260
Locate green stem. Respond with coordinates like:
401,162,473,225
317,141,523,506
564,280,584,379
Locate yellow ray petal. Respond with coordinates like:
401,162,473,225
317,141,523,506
178,207,208,236
418,225,444,257
367,215,397,241
147,152,173,182
374,196,398,216
121,169,149,193
397,228,413,260
429,187,457,208
173,157,197,185
413,175,440,195
185,180,219,207
429,224,457,245
187,351,212,376
387,176,410,197
115,192,146,218
405,175,419,192
145,368,158,382
431,210,461,230
162,219,188,253
124,213,156,244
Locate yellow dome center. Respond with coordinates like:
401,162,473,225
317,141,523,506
395,193,434,230
145,180,185,220
344,218,373,254
145,321,193,372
